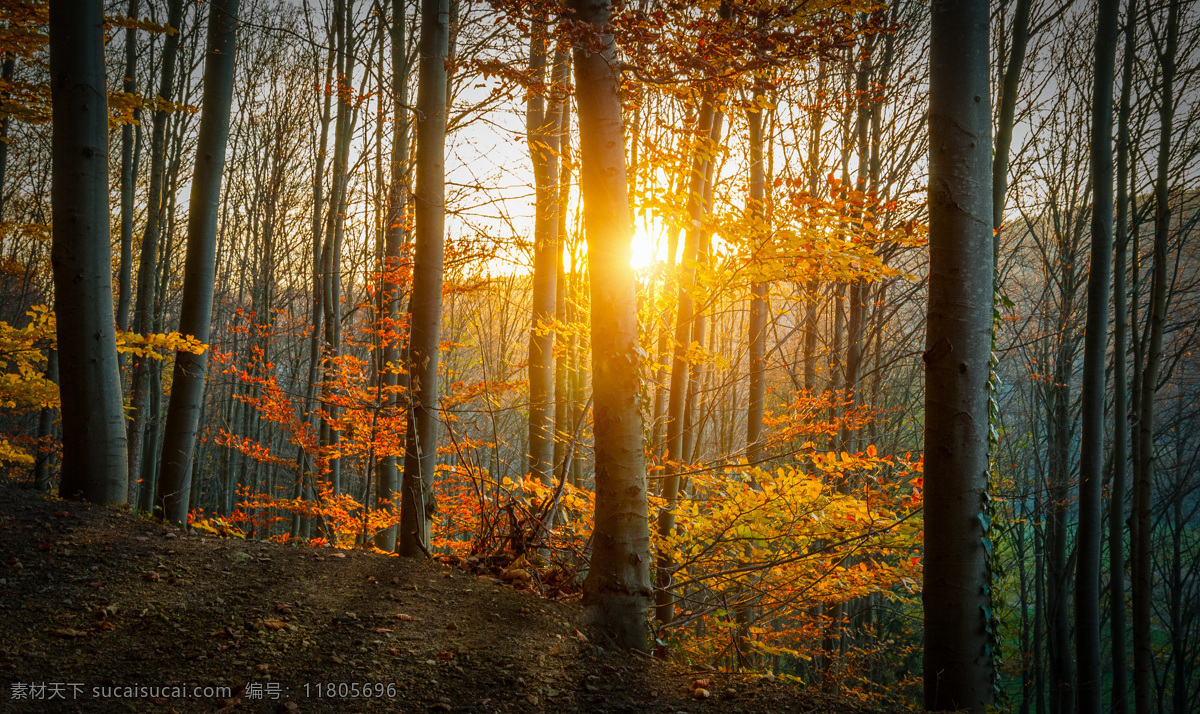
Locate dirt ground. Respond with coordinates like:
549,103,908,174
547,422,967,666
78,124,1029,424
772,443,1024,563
0,486,901,713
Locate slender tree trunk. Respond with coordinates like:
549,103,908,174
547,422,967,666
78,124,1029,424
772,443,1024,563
375,0,410,552
50,1,129,504
553,52,572,479
1076,0,1119,707
398,0,450,558
1109,4,1137,711
572,0,652,651
992,0,1031,238
321,0,357,498
745,89,766,467
1134,2,1179,710
157,0,240,525
117,0,141,382
0,54,14,217
526,18,560,486
128,0,185,511
923,0,994,709
655,97,713,626
32,349,58,491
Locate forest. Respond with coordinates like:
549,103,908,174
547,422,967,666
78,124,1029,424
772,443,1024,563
0,0,1197,711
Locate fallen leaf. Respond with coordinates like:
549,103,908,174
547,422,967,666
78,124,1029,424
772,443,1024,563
693,688,711,699
95,621,116,632
141,572,160,582
37,542,50,552
263,619,289,631
429,703,451,712
254,664,269,674
692,678,712,690
329,552,346,559
386,648,403,656
374,627,393,633
366,576,377,583
436,651,455,660
394,613,415,621
502,568,530,582
571,628,589,643
51,628,89,638
88,581,106,588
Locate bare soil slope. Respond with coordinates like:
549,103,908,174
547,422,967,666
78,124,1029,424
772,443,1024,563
0,486,894,713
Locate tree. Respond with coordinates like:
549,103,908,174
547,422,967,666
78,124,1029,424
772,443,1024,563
1075,0,1119,707
1134,1,1180,711
157,0,241,525
1109,3,1138,711
374,0,411,553
526,14,561,486
49,0,128,504
399,0,451,558
571,0,652,650
923,0,994,709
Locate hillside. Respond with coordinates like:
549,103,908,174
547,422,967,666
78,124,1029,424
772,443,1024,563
0,486,892,713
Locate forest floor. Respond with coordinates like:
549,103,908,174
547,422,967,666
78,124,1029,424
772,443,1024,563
0,486,901,713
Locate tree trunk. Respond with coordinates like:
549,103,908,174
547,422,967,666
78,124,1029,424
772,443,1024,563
50,0,129,504
128,0,185,511
992,0,1032,237
398,0,450,558
117,0,141,382
526,18,561,486
923,0,994,709
32,349,58,491
156,0,240,525
572,0,652,651
375,0,410,553
1075,0,1119,708
655,97,713,626
745,89,766,467
1109,4,1137,711
1134,2,1179,711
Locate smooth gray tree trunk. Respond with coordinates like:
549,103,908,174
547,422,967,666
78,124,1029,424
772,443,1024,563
399,0,450,558
1109,4,1137,711
526,18,561,486
128,0,184,511
1075,0,1120,708
923,0,994,709
50,1,129,505
572,0,652,651
375,0,410,553
157,0,241,525
1134,1,1179,711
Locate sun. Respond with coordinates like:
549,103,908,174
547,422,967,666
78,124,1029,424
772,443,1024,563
630,218,668,271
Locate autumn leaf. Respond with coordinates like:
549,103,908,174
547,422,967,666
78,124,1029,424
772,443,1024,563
262,619,289,631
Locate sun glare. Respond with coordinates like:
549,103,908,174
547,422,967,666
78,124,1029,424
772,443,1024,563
630,219,668,271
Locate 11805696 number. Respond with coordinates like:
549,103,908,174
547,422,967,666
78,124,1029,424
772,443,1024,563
303,682,398,698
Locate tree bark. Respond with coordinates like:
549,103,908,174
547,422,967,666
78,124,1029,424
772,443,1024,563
128,0,185,511
991,0,1032,237
1109,4,1137,711
156,0,240,525
375,0,411,553
398,0,450,558
1075,0,1119,708
526,17,561,486
923,0,994,709
571,0,652,651
50,0,129,504
1134,1,1179,711
117,0,141,383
